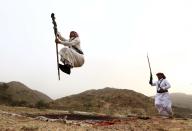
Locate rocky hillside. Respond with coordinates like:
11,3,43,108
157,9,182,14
0,81,52,106
49,87,156,116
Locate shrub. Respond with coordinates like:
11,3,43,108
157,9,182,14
10,100,28,106
35,100,49,109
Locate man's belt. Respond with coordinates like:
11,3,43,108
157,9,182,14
72,46,84,55
157,89,168,93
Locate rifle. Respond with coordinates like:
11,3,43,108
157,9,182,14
51,13,60,80
147,53,153,85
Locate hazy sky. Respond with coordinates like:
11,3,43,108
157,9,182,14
1,0,192,99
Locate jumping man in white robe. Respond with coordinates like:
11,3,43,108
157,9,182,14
55,31,84,74
149,72,173,118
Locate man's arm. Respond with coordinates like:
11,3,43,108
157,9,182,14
57,32,67,41
60,38,80,47
161,80,171,90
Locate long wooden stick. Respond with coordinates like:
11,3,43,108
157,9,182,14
51,13,60,80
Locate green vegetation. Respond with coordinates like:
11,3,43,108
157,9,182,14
35,100,49,109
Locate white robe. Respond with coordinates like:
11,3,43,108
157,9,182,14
151,79,173,116
59,37,84,67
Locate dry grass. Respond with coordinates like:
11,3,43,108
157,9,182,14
0,105,192,131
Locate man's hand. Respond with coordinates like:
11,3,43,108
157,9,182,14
55,38,61,44
56,32,61,38
149,74,153,85
56,32,65,41
149,80,152,85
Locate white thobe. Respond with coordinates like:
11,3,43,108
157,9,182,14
59,37,84,67
151,79,173,116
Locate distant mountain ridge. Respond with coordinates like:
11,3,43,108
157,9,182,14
170,93,192,110
0,81,52,106
49,87,157,116
1,81,192,118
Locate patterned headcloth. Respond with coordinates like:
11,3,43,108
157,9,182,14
70,31,79,38
156,72,166,79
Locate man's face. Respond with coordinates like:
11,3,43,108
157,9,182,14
70,32,75,38
157,75,162,80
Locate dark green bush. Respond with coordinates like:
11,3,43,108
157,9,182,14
35,100,49,109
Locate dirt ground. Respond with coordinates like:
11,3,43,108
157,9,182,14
0,105,192,131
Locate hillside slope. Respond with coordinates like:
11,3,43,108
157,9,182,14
170,93,192,109
0,81,52,106
49,87,156,115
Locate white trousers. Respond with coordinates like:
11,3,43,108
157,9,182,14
155,92,173,116
59,47,84,67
